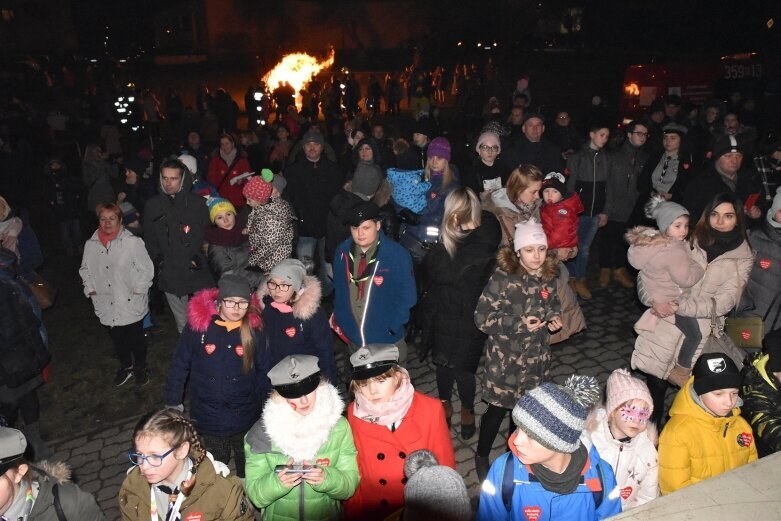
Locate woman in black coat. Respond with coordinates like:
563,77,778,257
421,187,502,440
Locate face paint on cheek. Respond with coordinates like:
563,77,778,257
620,404,651,424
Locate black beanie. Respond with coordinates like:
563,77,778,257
764,329,781,373
692,353,742,395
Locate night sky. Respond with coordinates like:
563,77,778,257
65,0,780,58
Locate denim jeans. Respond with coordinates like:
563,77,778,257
297,236,333,296
569,214,600,279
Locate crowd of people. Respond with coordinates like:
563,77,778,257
0,56,780,520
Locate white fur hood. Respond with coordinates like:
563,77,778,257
262,382,344,462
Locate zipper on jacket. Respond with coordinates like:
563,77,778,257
723,422,729,438
299,482,305,521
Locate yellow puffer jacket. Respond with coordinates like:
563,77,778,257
658,377,758,495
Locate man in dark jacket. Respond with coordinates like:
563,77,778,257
143,158,214,332
680,134,765,227
565,122,611,299
286,129,346,296
501,113,563,175
599,120,650,289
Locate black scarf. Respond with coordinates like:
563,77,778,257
701,228,743,263
530,444,588,495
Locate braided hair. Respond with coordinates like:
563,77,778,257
133,409,207,496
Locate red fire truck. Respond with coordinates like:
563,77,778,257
620,53,773,122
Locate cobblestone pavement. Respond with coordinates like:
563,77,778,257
45,284,646,520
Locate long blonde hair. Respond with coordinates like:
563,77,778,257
441,187,482,257
423,158,456,190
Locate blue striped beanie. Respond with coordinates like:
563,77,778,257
512,375,600,453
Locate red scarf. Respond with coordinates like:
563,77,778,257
97,228,119,248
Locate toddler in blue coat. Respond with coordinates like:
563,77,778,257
477,375,622,521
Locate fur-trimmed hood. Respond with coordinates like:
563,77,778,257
497,246,559,281
187,287,262,332
30,461,72,485
625,225,671,247
342,177,393,207
256,275,321,321
262,382,344,461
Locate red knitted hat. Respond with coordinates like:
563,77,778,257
242,176,273,203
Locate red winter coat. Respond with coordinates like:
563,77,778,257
207,153,252,208
540,193,584,249
344,391,455,520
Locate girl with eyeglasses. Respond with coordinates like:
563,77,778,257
257,259,338,384
462,127,509,194
165,274,269,479
120,408,254,520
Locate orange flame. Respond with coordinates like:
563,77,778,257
262,49,335,109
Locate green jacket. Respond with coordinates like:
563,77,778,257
244,384,360,521
119,456,253,521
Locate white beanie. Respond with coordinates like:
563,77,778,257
514,218,548,250
178,154,198,176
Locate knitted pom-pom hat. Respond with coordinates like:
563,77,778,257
512,375,600,453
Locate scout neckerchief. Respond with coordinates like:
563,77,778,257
0,483,36,521
349,240,379,300
150,461,194,521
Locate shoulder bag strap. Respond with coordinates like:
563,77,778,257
52,484,69,521
710,298,721,336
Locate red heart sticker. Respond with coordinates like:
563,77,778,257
523,506,542,521
235,345,244,357
373,276,384,286
540,289,549,299
620,486,633,499
182,224,191,234
741,330,751,341
737,432,753,447
315,458,330,467
204,343,216,355
683,163,690,170
429,192,437,199
185,513,203,521
759,258,771,270
285,327,296,338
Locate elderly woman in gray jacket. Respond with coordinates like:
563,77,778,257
79,203,154,387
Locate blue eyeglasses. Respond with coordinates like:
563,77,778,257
128,446,177,467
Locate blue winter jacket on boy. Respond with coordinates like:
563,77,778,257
165,288,269,437
257,275,338,384
332,230,417,346
477,437,622,521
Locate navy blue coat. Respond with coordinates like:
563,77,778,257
258,275,338,384
165,288,269,437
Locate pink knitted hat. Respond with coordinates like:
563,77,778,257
606,368,654,415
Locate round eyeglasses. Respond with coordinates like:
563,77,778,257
128,446,177,467
221,299,249,309
478,145,500,152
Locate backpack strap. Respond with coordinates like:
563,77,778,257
592,460,605,509
52,484,69,521
501,454,515,512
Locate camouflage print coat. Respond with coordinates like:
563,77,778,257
475,249,561,409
